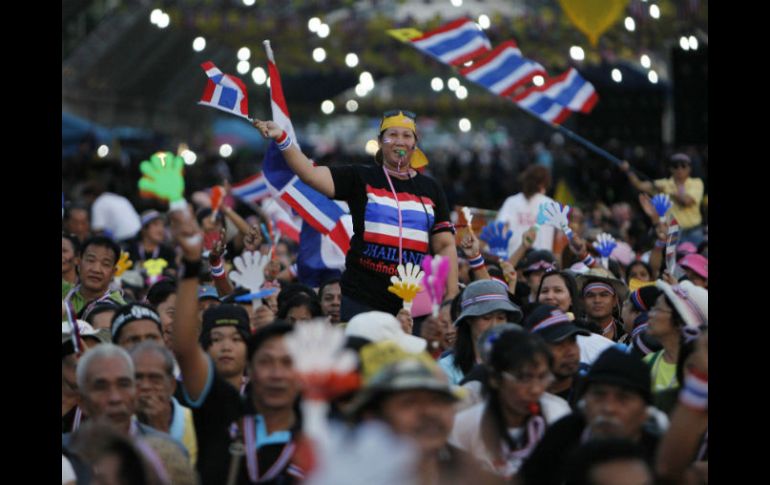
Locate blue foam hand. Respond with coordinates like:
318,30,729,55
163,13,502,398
651,194,672,218
480,221,513,258
592,233,617,258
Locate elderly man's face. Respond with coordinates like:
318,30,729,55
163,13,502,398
583,383,648,441
80,356,136,432
378,389,455,454
79,244,117,294
133,350,175,418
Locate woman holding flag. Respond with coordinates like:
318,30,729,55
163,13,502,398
253,110,458,321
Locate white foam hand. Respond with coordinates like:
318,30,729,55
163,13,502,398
388,262,425,310
542,201,573,238
229,251,269,293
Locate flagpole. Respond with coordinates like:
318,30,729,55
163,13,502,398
511,100,623,165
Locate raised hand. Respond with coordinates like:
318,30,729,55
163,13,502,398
283,319,360,402
387,262,425,311
459,232,481,259
651,193,673,219
252,119,284,140
592,233,617,269
229,251,270,308
114,252,133,277
479,221,513,259
541,201,572,238
138,152,185,204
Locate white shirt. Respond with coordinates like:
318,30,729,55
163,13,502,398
62,454,76,484
496,192,556,255
91,192,142,241
577,333,616,365
449,394,571,477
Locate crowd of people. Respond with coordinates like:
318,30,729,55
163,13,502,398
62,109,708,485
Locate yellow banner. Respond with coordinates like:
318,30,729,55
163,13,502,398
386,28,424,43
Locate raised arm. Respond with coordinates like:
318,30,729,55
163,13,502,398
620,160,655,195
252,119,335,198
169,209,212,402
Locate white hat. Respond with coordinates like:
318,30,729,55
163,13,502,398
345,311,427,354
655,280,708,330
61,319,111,344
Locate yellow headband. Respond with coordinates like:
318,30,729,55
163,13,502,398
378,112,428,168
379,112,416,133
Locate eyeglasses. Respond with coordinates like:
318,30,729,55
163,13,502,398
501,371,555,388
383,109,417,120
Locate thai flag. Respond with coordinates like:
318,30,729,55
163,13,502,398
512,68,598,114
261,41,352,282
261,198,302,243
410,18,492,66
363,185,435,253
514,94,573,125
198,61,251,120
460,41,547,96
231,173,270,205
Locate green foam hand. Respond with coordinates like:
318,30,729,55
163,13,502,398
138,152,185,203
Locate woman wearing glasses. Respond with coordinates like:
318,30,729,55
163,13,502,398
449,328,570,479
253,111,458,320
620,153,705,246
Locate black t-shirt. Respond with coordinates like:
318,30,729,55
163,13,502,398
330,165,452,315
125,239,178,271
182,360,302,485
517,413,660,485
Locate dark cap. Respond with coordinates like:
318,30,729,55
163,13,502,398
522,304,590,343
111,303,162,342
582,347,652,403
199,304,251,349
628,286,661,313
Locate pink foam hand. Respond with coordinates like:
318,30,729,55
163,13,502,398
422,255,449,316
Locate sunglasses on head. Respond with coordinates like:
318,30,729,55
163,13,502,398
383,109,417,120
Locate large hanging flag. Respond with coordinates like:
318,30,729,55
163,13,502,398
459,40,547,97
409,18,492,66
260,41,353,283
198,61,251,120
513,68,598,114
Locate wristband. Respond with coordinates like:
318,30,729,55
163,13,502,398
210,260,226,279
582,254,595,267
655,239,667,249
678,370,708,412
169,199,188,212
468,254,485,270
179,258,203,280
276,131,292,151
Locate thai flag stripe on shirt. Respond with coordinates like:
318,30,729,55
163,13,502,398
461,41,546,96
411,18,491,66
363,185,435,252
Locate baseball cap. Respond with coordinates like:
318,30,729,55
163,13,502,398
522,304,590,343
582,347,652,403
345,311,427,354
199,304,251,348
198,285,220,301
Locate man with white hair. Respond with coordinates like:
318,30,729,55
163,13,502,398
62,343,186,454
